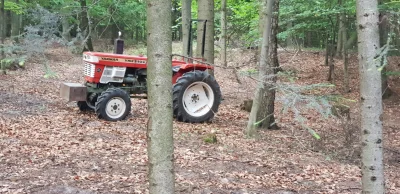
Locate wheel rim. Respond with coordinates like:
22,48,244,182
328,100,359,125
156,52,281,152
105,97,127,119
183,81,215,117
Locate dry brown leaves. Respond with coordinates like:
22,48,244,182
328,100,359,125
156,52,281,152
0,47,398,194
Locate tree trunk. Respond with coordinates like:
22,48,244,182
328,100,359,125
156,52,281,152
327,25,336,82
379,1,392,99
182,0,192,57
286,21,293,48
327,44,335,82
325,35,330,66
11,0,20,43
221,0,227,66
305,31,312,47
146,0,175,193
343,16,350,93
345,31,357,50
246,0,276,137
0,0,4,60
80,0,94,51
256,0,280,129
269,0,280,72
172,1,179,41
110,23,118,45
135,27,140,43
61,17,71,42
356,0,385,193
196,0,214,65
336,0,344,58
5,10,11,37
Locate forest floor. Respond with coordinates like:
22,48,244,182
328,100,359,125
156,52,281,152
0,44,399,194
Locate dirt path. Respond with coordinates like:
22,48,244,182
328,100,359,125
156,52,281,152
0,48,399,194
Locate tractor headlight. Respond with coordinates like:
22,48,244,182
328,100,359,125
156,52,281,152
172,66,180,72
83,54,99,63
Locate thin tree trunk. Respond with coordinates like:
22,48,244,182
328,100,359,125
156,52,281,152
172,1,179,41
5,10,10,37
343,16,350,93
327,24,336,82
0,0,5,60
345,32,357,50
270,0,280,72
327,44,335,82
110,23,118,45
379,1,392,99
286,21,293,48
325,35,330,66
221,0,227,66
146,0,175,193
61,17,71,42
336,0,344,58
255,0,280,130
135,27,140,43
11,0,20,43
356,0,385,193
80,0,94,51
305,31,312,47
182,0,192,57
246,0,276,137
196,0,214,65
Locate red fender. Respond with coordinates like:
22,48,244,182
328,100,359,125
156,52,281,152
172,63,214,84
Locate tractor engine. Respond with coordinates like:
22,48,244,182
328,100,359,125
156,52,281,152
82,53,149,94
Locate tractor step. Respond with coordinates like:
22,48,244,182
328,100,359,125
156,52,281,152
130,95,147,99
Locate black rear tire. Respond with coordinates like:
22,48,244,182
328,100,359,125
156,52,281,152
77,101,92,111
173,70,221,123
77,93,98,112
95,88,131,121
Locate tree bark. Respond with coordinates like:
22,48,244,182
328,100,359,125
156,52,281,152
146,0,175,193
379,1,392,99
110,23,118,45
246,0,276,137
172,0,179,41
269,0,280,72
11,0,20,43
336,0,344,58
135,27,140,43
0,0,4,60
196,0,214,65
325,35,330,66
5,10,10,37
327,25,336,82
343,16,350,93
61,17,71,42
255,0,280,129
305,31,312,47
181,0,192,57
356,0,385,193
345,31,357,50
80,0,94,51
220,0,227,66
286,21,293,48
327,44,335,82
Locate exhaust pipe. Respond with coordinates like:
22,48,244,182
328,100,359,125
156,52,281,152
114,31,124,54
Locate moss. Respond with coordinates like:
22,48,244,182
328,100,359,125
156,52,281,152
203,133,217,144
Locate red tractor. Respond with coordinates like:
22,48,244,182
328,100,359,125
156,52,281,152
60,20,221,123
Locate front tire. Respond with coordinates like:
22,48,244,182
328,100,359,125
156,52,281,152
95,88,131,121
173,70,221,123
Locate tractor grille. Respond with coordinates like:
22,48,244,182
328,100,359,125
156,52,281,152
84,63,95,77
